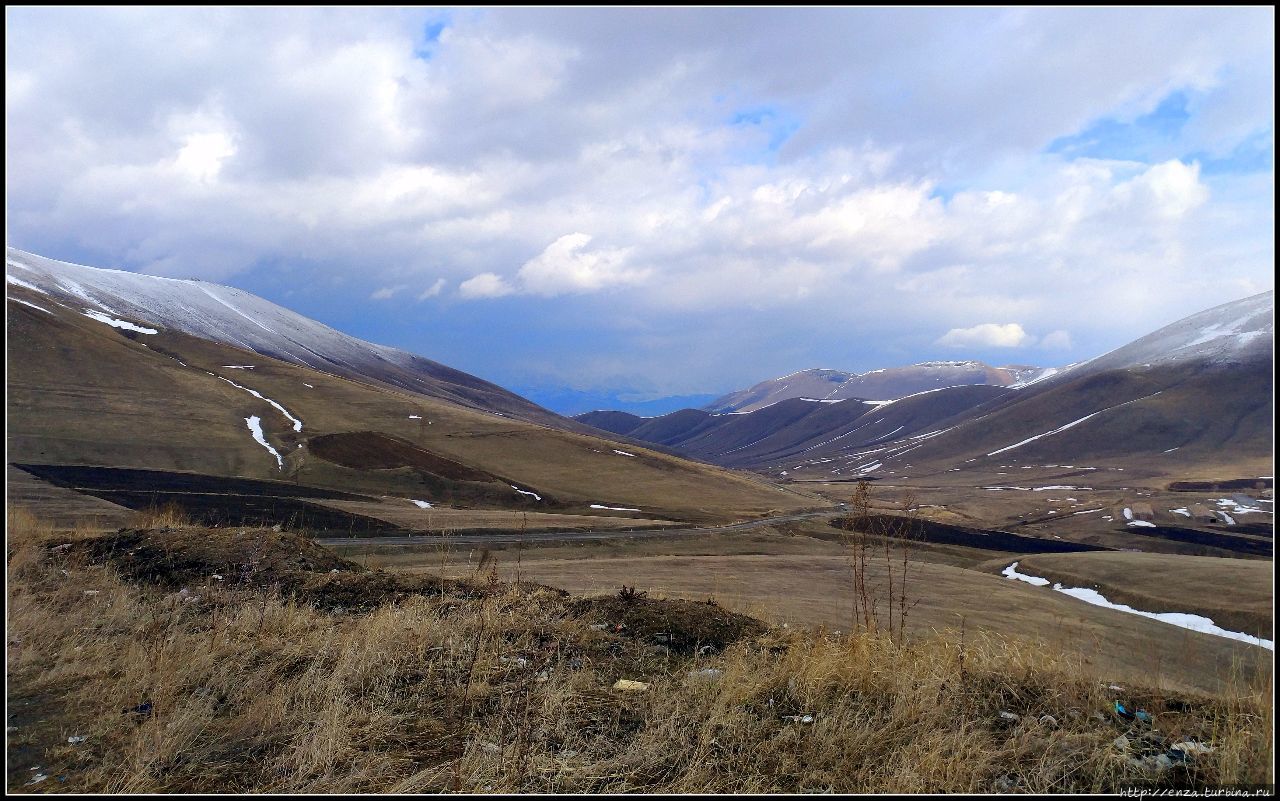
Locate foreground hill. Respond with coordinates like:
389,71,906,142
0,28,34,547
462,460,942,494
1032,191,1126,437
6,250,811,526
6,516,1270,792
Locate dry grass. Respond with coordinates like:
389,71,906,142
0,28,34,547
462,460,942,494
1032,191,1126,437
129,501,196,530
6,511,1273,793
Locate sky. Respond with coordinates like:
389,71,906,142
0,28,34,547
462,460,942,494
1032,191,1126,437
5,7,1275,415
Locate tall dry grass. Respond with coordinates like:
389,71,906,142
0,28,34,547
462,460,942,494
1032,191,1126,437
6,509,1273,793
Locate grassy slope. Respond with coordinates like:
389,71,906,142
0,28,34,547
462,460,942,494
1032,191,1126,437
6,513,1272,793
6,301,814,524
352,524,1271,697
1007,552,1274,639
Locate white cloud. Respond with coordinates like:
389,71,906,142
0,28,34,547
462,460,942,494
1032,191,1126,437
417,278,446,300
515,233,643,296
936,323,1035,349
3,8,1272,392
1040,329,1073,350
458,272,514,299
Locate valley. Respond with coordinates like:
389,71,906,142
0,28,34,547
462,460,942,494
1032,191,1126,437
6,248,1273,792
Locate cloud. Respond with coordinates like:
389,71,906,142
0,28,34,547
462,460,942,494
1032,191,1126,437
417,277,446,300
3,8,1273,395
458,272,514,299
515,233,643,296
936,323,1034,349
1040,329,1073,350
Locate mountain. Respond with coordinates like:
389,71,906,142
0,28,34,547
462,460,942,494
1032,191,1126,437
766,291,1275,482
577,292,1273,485
6,248,574,430
705,361,1045,413
579,386,1007,469
6,248,812,527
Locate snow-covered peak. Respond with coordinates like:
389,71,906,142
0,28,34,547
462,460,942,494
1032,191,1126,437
1082,291,1273,372
6,247,562,425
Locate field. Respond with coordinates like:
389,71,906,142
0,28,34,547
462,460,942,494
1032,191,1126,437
335,519,1272,696
6,511,1272,793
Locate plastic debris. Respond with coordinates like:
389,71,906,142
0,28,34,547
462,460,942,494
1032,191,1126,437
783,714,815,724
83,590,100,596
689,668,724,680
1114,701,1135,721
589,623,608,631
1112,735,1131,751
612,679,651,692
1134,709,1153,724
1038,715,1058,728
1171,741,1214,758
51,543,72,552
124,701,154,718
68,735,87,744
26,774,48,786
211,574,224,581
998,711,1020,722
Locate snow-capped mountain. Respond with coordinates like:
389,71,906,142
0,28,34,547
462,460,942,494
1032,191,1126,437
705,361,1044,413
6,247,568,428
1077,290,1273,373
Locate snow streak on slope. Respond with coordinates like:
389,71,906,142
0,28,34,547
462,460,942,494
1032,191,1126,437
985,392,1163,456
244,416,283,469
1003,563,1272,650
215,375,303,432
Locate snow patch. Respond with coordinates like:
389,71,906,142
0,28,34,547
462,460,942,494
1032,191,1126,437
218,376,303,432
82,309,157,334
1003,563,1272,649
410,499,432,509
590,504,641,512
6,274,49,295
245,416,283,469
511,486,542,501
9,297,52,314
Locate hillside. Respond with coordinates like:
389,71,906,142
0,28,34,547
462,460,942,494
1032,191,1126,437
6,251,814,527
6,248,578,430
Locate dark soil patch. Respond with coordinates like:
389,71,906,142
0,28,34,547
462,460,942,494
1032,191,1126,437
1168,478,1273,492
14,463,367,500
82,492,400,533
832,514,1110,554
63,527,571,615
308,432,496,481
572,594,768,654
66,527,360,589
1125,526,1272,557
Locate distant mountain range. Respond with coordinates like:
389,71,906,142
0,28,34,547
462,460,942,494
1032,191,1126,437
578,291,1274,482
705,362,1048,413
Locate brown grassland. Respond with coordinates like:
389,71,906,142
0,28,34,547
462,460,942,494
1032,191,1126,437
6,506,1272,793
